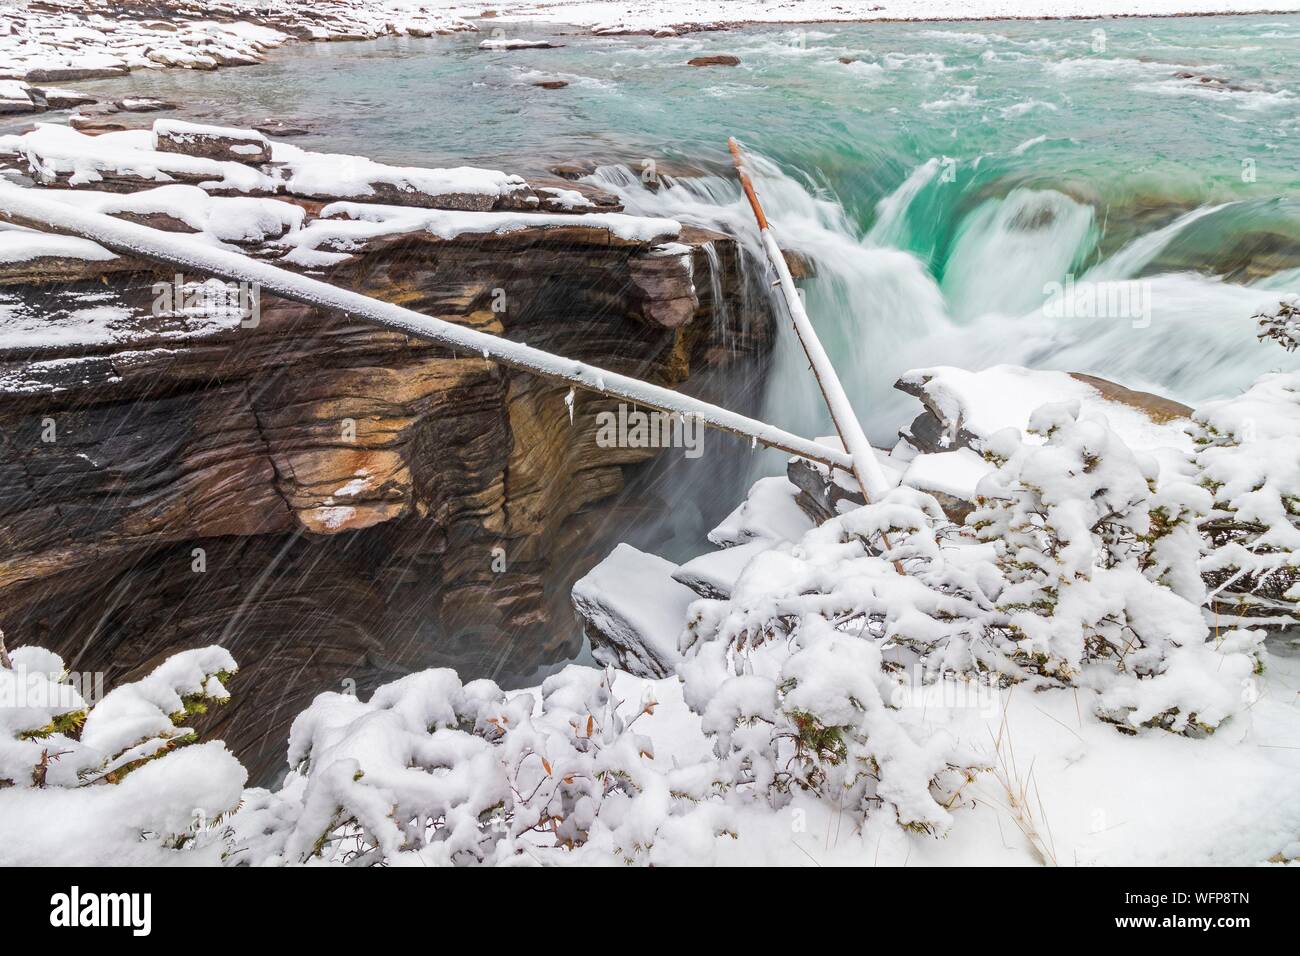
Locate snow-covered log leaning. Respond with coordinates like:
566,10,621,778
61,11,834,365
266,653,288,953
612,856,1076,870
0,182,852,473
728,137,891,502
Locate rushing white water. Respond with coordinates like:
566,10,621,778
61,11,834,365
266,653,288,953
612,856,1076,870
865,157,942,250
942,188,1097,321
593,156,1300,449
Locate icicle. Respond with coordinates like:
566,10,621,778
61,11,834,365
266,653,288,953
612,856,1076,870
565,387,575,424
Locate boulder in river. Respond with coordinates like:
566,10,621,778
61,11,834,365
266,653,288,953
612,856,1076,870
550,159,599,180
30,87,97,110
25,65,129,83
688,55,740,67
479,38,563,50
115,98,176,113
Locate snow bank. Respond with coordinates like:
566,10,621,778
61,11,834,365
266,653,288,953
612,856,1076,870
899,364,1193,453
472,0,1300,33
0,1,477,82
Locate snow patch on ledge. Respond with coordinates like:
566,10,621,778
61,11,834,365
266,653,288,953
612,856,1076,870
270,142,529,204
278,201,681,264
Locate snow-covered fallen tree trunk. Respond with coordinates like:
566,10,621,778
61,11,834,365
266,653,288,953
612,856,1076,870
0,182,851,472
727,138,891,502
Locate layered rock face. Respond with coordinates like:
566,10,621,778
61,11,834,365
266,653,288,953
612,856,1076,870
0,124,769,781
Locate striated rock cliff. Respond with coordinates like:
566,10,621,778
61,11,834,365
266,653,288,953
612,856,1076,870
0,124,771,780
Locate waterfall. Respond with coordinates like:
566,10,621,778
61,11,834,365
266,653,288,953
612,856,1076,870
590,155,1300,449
865,157,942,251
700,240,732,356
941,188,1097,321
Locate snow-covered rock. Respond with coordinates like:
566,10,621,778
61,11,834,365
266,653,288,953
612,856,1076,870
708,475,815,546
154,119,272,165
571,543,695,678
672,538,774,599
479,38,563,50
896,365,1193,455
0,80,38,115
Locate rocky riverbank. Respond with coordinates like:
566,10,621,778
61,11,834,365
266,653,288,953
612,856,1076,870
0,118,772,780
0,1,480,89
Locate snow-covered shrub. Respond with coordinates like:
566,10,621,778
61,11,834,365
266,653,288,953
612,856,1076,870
0,641,243,865
679,486,989,835
680,399,1257,780
1192,368,1300,626
968,401,1257,734
970,402,1195,678
227,665,733,866
1256,296,1299,352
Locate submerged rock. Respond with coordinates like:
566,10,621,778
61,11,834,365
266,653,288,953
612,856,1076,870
253,120,312,137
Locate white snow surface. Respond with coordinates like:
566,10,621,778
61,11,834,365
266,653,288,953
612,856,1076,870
280,200,680,266
900,364,1193,453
